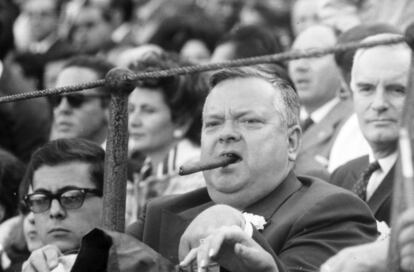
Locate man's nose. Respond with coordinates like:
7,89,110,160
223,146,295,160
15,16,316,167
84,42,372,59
371,87,389,112
49,199,66,219
218,121,241,143
290,58,309,72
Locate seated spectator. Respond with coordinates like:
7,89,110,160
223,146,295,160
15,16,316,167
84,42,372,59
200,0,244,33
127,65,378,270
127,51,208,216
289,24,352,180
291,0,320,37
19,138,175,272
13,0,75,89
210,24,283,63
328,23,401,172
20,138,105,271
330,34,410,225
68,2,119,56
49,55,114,147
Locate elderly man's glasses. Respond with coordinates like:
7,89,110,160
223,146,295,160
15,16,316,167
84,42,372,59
50,94,109,108
23,188,102,213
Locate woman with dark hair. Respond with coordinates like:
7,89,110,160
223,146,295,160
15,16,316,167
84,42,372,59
127,50,208,216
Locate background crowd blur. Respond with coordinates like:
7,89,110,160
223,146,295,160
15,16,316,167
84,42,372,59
1,0,414,271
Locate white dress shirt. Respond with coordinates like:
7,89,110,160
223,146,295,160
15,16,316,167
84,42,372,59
301,97,340,124
366,152,398,200
328,113,371,172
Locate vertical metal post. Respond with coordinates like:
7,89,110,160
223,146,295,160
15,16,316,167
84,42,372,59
102,68,135,232
387,24,414,271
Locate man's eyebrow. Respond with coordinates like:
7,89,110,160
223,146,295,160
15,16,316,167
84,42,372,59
33,186,85,194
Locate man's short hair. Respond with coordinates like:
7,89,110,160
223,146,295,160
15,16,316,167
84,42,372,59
351,33,410,89
209,64,300,127
23,138,105,192
62,55,115,104
334,24,400,85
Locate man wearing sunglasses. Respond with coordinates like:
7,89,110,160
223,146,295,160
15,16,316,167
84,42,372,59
49,56,113,146
21,138,105,271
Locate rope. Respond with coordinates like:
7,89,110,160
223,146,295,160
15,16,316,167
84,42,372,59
0,35,405,104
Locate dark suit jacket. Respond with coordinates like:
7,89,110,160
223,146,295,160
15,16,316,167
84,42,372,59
295,99,353,181
127,171,378,272
330,155,395,225
0,61,52,162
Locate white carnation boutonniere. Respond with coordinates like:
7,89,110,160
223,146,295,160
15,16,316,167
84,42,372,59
376,220,390,241
242,212,267,231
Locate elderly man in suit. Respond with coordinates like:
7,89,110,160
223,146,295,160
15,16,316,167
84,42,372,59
288,24,353,180
127,64,378,272
330,34,411,226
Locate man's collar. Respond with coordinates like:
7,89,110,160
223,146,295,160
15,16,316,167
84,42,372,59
308,97,340,123
369,151,398,173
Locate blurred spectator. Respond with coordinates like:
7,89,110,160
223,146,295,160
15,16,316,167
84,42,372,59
127,51,208,216
200,0,244,33
49,56,114,146
13,0,61,53
289,24,352,180
0,149,25,224
68,3,118,56
0,0,19,60
239,0,293,49
210,24,283,62
12,0,75,89
115,44,163,68
0,58,52,163
0,176,43,272
147,7,221,63
291,0,321,37
318,0,414,32
328,23,400,172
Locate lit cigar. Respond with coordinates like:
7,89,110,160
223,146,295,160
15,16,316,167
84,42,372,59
179,155,240,176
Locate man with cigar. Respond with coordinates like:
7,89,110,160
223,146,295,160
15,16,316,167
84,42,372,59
127,65,378,271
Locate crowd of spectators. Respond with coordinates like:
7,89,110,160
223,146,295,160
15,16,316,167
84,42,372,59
1,0,414,271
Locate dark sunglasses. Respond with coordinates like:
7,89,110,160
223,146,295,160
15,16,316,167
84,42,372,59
23,187,102,213
50,94,109,108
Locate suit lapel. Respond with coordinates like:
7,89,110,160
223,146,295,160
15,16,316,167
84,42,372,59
367,164,395,215
158,192,214,264
245,171,303,222
301,100,352,151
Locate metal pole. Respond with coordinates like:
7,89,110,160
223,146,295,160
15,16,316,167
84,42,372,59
102,68,135,232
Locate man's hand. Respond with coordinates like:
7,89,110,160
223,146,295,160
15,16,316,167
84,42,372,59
179,204,245,263
22,244,62,272
396,208,414,271
320,238,388,272
180,225,278,272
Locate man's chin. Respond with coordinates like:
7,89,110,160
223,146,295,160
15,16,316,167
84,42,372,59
47,239,80,254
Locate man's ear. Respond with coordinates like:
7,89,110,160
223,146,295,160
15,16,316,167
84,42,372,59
287,124,302,162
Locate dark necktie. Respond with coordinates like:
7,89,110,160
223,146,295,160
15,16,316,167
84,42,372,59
301,117,314,132
352,161,380,201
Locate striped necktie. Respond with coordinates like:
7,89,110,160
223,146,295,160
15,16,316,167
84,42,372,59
352,161,380,201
